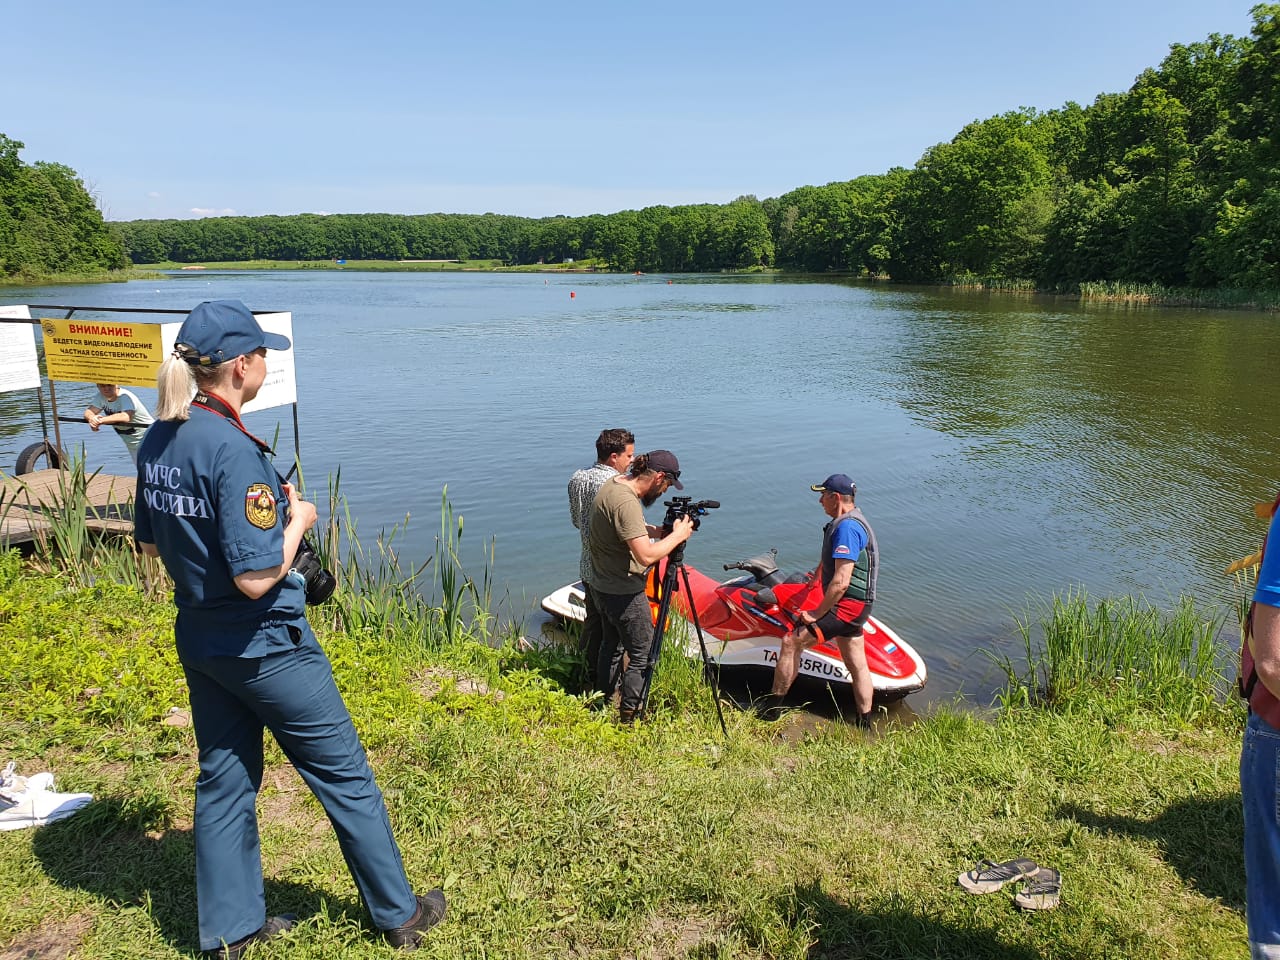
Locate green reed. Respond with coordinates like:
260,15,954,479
992,590,1231,722
434,486,493,646
302,476,494,652
946,272,1038,292
10,456,496,652
1078,280,1280,310
16,452,158,595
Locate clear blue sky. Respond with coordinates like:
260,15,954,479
6,1,1256,223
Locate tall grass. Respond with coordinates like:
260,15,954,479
946,272,1038,292
14,452,166,598
1078,280,1280,310
15,457,496,653
434,486,493,645
991,591,1232,723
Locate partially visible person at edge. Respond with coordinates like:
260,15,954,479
587,450,694,722
761,474,878,726
85,383,155,462
567,428,635,691
133,299,446,959
1240,493,1280,959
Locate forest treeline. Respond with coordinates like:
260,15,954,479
0,134,127,280
9,5,1280,290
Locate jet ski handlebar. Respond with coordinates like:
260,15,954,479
723,549,785,586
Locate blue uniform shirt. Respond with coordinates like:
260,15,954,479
135,405,306,660
1257,509,1280,610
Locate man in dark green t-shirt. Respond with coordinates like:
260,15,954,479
587,450,694,721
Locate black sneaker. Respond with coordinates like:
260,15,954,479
384,890,447,950
852,705,887,729
755,695,787,721
209,915,295,960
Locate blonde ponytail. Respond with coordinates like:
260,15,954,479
155,356,196,421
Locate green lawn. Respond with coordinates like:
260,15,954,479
0,552,1248,958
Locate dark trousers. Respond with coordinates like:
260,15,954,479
580,583,605,692
181,622,416,950
595,590,657,714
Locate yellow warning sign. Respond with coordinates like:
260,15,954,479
38,318,165,387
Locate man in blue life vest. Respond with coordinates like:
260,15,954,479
1241,496,1280,958
567,428,635,691
134,300,445,958
761,473,878,726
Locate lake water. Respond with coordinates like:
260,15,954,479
2,271,1277,704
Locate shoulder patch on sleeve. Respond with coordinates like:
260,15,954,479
245,483,278,530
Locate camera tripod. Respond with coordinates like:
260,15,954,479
635,541,729,736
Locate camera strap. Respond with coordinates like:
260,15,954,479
191,392,274,455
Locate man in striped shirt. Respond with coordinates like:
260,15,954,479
567,429,634,691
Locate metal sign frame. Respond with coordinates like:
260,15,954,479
0,304,303,469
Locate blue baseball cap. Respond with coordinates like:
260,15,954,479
645,449,684,489
175,300,291,366
811,473,856,496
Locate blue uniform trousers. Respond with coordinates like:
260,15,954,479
181,622,416,951
1242,711,1280,958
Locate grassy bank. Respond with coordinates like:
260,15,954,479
0,482,1252,958
0,266,164,287
1076,280,1280,311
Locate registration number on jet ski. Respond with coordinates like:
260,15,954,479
761,649,848,680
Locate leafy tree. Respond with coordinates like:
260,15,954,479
890,109,1055,280
0,135,125,277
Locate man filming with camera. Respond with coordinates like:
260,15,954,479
588,449,695,722
761,473,879,727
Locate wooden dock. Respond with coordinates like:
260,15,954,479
0,468,136,548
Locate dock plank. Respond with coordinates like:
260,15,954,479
0,468,136,547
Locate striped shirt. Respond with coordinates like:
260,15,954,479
568,462,619,585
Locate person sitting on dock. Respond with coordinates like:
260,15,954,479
84,383,154,462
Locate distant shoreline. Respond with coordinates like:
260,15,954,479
4,261,1276,311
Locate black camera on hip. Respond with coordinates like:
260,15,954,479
290,537,337,605
662,496,720,533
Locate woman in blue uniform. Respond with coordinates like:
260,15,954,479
134,300,445,958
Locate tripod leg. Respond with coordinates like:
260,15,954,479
678,563,729,738
635,563,678,719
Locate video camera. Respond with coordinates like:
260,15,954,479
662,496,720,533
289,537,337,605
275,466,337,606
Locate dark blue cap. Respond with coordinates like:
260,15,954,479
175,300,291,366
811,473,855,496
645,449,683,489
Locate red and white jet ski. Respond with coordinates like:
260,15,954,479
540,549,927,700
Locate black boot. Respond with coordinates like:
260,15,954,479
210,915,295,960
756,694,787,721
384,890,447,949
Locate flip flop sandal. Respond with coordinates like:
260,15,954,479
1014,867,1062,910
958,858,1041,894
